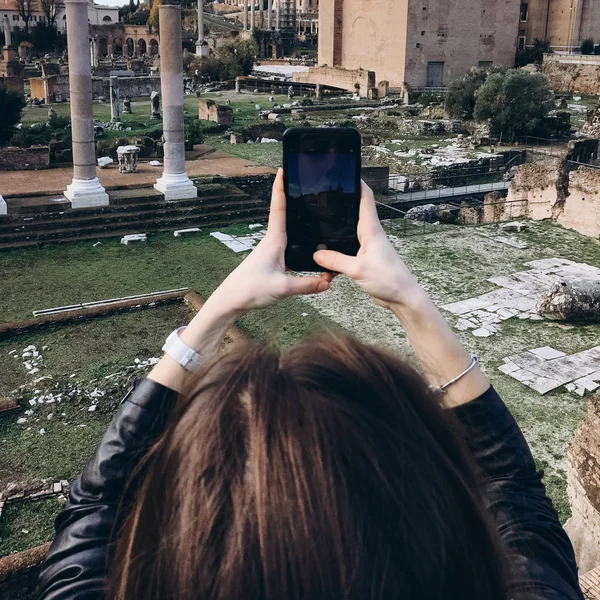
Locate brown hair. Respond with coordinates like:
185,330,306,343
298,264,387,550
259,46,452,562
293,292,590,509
108,334,508,600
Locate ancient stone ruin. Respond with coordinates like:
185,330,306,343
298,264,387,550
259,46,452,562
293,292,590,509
565,392,600,574
198,99,234,125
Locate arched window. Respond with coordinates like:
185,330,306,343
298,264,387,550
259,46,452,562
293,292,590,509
102,15,112,21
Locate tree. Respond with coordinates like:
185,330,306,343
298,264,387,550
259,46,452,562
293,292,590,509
445,68,488,119
515,38,551,67
14,0,37,34
474,70,555,140
217,38,257,79
0,84,26,144
581,38,595,55
149,0,162,31
39,0,62,27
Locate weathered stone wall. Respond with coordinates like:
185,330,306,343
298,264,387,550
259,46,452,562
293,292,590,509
564,392,600,574
30,75,161,102
504,160,600,238
93,76,161,100
0,147,50,171
542,55,600,95
293,65,375,96
198,99,234,125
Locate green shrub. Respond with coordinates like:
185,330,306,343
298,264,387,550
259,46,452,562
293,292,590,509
515,38,551,66
581,38,595,55
0,85,26,145
184,117,204,145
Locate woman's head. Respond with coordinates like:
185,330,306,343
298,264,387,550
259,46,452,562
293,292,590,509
109,334,507,600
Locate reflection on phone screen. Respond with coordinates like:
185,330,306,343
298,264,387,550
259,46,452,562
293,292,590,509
286,151,360,267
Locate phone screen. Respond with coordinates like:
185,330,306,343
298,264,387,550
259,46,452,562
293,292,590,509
284,132,361,271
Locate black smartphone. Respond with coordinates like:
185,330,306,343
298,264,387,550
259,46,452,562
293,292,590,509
283,127,361,272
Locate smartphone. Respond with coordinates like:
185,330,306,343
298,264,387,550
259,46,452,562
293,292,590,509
283,127,361,272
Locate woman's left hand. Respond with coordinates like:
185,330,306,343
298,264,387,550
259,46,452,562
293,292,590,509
206,169,332,314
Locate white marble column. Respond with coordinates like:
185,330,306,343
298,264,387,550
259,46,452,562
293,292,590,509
250,0,255,29
243,0,248,30
4,16,12,47
63,0,108,208
276,0,281,30
154,4,197,201
267,0,272,29
195,0,205,56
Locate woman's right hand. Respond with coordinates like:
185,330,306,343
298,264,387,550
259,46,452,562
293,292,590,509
313,182,424,310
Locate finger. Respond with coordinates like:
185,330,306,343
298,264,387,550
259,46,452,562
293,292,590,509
321,272,334,284
285,275,330,296
313,250,358,278
267,168,286,237
359,180,384,236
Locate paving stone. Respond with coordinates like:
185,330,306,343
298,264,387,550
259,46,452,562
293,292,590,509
524,258,569,270
472,327,493,337
498,361,520,375
529,346,567,360
526,375,564,395
510,368,536,383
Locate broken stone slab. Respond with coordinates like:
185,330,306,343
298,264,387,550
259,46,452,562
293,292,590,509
537,279,600,322
572,377,600,394
455,318,477,331
174,228,201,237
121,234,147,245
500,221,529,233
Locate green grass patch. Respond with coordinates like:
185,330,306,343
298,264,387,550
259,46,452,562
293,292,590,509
0,497,62,556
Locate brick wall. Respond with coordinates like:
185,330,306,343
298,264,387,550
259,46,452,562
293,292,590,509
0,147,50,171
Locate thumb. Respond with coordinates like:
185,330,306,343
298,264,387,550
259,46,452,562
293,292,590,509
314,250,358,277
284,275,330,296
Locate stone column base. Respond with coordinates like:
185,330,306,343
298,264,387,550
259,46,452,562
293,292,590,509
154,173,198,201
64,178,110,209
0,194,7,216
195,43,208,58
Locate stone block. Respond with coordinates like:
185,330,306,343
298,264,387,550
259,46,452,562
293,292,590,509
121,234,147,245
174,228,201,237
500,221,529,233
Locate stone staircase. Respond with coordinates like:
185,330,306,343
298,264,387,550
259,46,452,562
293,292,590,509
0,186,269,250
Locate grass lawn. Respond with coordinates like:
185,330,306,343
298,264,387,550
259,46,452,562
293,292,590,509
0,224,344,557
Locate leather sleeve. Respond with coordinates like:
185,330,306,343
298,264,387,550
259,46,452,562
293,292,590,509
452,387,584,600
37,378,177,600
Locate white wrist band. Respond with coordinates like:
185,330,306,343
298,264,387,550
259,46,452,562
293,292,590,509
162,326,205,373
430,355,478,394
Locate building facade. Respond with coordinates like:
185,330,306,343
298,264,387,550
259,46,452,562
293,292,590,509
318,0,521,90
519,0,600,51
0,0,118,35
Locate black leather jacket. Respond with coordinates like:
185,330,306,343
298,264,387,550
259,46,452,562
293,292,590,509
37,379,584,600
